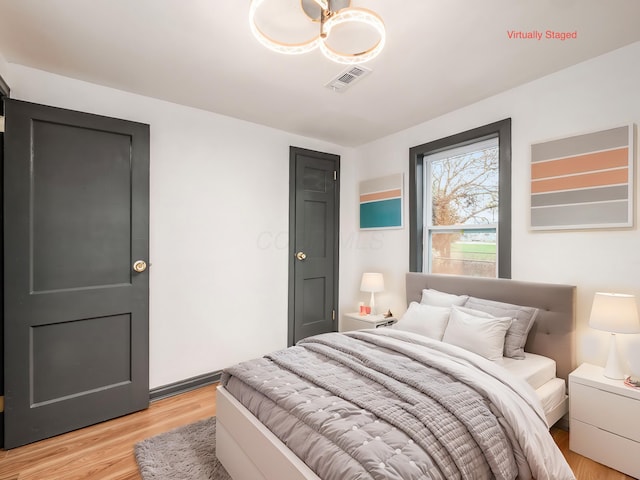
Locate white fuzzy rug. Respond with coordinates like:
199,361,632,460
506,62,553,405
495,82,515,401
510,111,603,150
134,417,231,480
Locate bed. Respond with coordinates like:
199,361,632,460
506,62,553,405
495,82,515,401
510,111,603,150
216,272,577,480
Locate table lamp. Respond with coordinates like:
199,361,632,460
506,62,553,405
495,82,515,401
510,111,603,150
589,292,640,379
360,272,384,315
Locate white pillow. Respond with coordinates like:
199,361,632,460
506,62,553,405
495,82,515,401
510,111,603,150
420,289,468,307
463,296,539,360
394,302,451,340
442,306,512,361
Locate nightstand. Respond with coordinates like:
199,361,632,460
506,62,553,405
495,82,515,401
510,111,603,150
340,312,397,332
569,363,640,478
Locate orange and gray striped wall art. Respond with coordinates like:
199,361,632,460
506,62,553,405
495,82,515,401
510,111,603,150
360,173,403,229
531,124,634,230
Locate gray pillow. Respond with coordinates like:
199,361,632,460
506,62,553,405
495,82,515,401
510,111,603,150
463,296,539,359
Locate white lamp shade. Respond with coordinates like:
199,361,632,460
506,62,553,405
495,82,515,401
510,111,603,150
360,272,384,293
589,292,640,334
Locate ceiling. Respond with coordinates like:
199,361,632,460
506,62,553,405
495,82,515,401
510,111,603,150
0,0,639,147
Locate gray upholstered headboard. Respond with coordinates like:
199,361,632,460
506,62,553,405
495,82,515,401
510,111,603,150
406,273,576,382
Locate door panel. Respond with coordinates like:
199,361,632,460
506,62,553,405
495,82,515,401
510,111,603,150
4,99,150,448
304,201,327,256
289,147,339,345
32,314,132,404
31,120,132,291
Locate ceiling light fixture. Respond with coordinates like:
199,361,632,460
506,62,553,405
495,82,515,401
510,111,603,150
249,0,386,65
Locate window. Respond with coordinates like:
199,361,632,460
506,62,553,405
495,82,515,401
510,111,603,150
409,119,511,278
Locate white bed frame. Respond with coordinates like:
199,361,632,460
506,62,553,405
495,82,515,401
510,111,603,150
545,387,569,427
216,386,320,480
216,273,576,480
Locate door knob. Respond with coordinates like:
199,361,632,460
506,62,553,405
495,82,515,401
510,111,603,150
295,251,307,261
133,260,147,272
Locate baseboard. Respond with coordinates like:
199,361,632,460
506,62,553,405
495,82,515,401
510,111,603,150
149,370,222,402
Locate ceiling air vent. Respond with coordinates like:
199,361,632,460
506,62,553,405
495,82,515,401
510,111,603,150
325,65,372,92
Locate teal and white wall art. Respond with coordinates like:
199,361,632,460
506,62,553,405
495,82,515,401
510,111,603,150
359,173,403,229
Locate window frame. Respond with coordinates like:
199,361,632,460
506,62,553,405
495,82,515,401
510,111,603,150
409,118,512,278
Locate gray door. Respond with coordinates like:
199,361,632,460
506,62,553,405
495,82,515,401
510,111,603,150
288,147,339,345
3,99,150,448
0,76,8,445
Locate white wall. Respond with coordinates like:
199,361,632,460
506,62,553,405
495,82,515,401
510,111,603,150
347,41,640,374
2,63,355,388
4,41,640,386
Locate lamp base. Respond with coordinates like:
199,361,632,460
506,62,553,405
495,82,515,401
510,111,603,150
603,333,625,380
369,291,376,316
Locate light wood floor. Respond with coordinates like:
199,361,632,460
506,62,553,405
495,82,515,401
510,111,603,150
0,384,634,480
0,385,217,480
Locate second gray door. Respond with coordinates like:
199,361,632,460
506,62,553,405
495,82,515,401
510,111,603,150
288,146,339,345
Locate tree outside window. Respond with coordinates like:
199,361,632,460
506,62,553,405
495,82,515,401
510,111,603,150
427,138,498,277
409,119,511,278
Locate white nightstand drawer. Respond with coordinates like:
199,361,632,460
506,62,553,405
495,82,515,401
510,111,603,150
570,419,640,479
570,382,640,442
340,313,396,332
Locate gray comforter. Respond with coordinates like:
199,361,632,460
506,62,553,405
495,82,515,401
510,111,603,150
221,329,575,480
